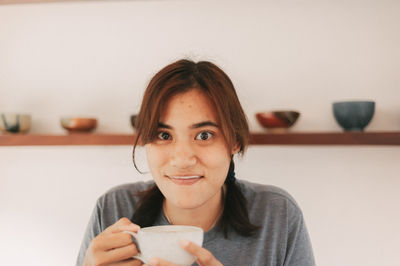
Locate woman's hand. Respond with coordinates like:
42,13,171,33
83,217,142,266
143,240,223,266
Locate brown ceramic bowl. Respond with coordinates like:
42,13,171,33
255,111,300,133
61,117,97,133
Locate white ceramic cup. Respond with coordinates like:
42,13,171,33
124,225,203,266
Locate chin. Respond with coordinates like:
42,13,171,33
161,188,202,209
174,199,204,210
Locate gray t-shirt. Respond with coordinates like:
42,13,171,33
77,180,315,266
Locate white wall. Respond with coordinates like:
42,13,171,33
1,1,399,265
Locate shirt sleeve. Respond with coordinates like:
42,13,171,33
284,201,316,266
75,200,103,266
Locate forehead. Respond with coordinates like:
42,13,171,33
159,89,219,124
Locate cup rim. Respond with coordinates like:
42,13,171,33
140,225,203,233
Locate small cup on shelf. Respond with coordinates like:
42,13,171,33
0,113,31,134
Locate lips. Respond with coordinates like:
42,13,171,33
165,174,204,185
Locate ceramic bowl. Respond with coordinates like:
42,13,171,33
61,117,97,133
255,111,300,133
333,101,375,131
130,114,137,129
0,113,31,134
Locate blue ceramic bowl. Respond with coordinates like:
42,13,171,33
333,101,375,131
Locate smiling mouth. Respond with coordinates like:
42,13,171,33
165,175,204,185
168,175,203,180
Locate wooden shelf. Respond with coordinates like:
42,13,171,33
249,132,400,145
0,0,86,5
1,132,400,146
0,134,136,146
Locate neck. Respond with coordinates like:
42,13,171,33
163,186,225,232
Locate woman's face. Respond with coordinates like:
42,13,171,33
145,89,236,210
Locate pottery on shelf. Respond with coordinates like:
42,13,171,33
0,113,31,134
333,101,375,131
61,117,97,133
255,111,300,133
130,114,137,130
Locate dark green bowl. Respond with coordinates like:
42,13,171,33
333,101,375,131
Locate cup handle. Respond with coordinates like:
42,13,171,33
122,231,145,263
132,254,145,262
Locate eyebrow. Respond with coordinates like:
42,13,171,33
158,121,219,129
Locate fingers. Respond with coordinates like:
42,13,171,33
107,242,139,261
180,240,222,266
109,258,142,266
143,241,222,266
87,241,139,266
145,257,177,266
95,232,135,250
84,217,141,266
104,217,141,234
98,217,140,250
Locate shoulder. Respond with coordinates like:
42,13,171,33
96,180,155,212
93,180,156,229
236,179,302,217
237,179,298,205
106,180,155,196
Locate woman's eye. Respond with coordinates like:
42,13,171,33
195,131,213,141
157,132,171,140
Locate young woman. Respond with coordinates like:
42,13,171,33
77,59,315,266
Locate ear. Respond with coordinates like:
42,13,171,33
231,142,241,155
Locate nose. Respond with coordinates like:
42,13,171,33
169,141,197,169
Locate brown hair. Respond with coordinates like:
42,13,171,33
134,59,248,152
132,59,259,237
